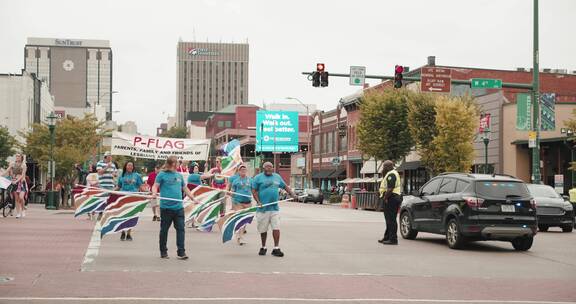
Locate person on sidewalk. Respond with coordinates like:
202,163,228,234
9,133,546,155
152,156,195,260
116,161,144,241
147,164,162,221
251,162,296,257
7,153,27,218
228,164,252,245
378,160,402,246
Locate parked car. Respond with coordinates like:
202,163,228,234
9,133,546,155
302,188,324,204
293,188,305,201
526,184,574,232
400,173,537,251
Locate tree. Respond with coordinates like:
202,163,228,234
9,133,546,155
160,126,188,138
426,95,479,174
0,126,16,169
356,89,414,162
407,93,437,172
21,114,105,191
563,109,576,171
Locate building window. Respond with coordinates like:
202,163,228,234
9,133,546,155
225,121,232,128
314,134,320,154
35,49,40,58
97,51,102,60
218,121,224,128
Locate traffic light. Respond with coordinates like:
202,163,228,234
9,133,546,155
394,65,404,88
321,71,329,87
311,63,328,87
312,72,320,87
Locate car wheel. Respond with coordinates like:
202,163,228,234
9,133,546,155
318,200,322,204
511,236,534,251
562,224,573,233
446,218,466,249
538,225,549,232
400,211,418,240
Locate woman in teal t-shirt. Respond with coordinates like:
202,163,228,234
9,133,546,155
227,164,252,245
115,161,143,242
187,163,203,189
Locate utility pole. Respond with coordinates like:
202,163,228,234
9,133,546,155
531,0,541,184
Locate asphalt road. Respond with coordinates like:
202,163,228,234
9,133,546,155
1,202,575,304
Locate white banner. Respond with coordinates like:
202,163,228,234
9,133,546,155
111,132,210,161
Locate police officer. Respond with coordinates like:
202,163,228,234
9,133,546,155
378,160,402,245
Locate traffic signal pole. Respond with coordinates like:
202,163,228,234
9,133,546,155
302,72,534,90
532,0,541,184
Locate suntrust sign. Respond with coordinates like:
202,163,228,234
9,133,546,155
187,47,220,56
54,39,82,46
111,132,210,160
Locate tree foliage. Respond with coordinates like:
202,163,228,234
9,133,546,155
0,126,17,169
160,126,188,138
426,95,479,174
407,93,437,171
21,114,105,185
356,89,414,162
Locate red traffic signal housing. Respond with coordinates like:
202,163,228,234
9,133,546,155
317,63,325,72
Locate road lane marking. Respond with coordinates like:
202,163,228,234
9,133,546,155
81,222,101,272
0,298,574,303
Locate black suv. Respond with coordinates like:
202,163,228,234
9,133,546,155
400,173,537,251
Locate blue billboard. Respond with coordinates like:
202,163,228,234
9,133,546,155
256,111,299,152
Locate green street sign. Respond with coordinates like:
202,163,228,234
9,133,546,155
471,78,502,89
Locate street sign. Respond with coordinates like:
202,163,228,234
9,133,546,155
471,78,502,89
331,157,341,166
528,131,537,148
349,66,366,86
420,67,452,93
540,93,556,131
554,174,564,194
516,93,532,131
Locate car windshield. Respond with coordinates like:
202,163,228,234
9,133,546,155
527,184,560,198
474,181,531,199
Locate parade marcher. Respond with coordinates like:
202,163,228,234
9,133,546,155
97,152,117,220
187,163,202,189
115,161,144,241
84,164,99,220
147,164,162,221
251,162,296,257
97,152,117,191
227,164,252,245
202,157,227,216
176,160,188,173
378,160,402,245
152,156,195,260
7,154,27,218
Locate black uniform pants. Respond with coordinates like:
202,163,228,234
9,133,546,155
383,194,402,242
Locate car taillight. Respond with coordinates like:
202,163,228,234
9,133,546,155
530,199,536,209
463,197,485,209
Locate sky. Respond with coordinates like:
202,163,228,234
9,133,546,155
1,0,575,136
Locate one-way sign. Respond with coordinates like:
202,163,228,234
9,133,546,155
421,67,452,93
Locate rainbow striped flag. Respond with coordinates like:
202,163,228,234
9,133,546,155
99,193,150,238
194,199,224,232
183,185,225,224
220,139,243,177
74,188,109,218
217,206,257,243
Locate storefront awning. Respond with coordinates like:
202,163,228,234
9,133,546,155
312,170,334,179
360,159,383,174
511,137,568,145
329,168,346,178
397,161,422,171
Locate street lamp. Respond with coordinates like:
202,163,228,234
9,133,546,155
46,112,58,210
92,90,119,119
286,97,311,188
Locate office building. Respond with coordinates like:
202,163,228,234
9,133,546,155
176,41,249,126
24,37,114,119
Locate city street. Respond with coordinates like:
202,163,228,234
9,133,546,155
0,202,575,304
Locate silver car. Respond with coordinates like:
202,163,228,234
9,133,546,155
527,184,574,232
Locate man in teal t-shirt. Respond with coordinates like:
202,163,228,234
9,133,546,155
251,162,295,258
152,156,195,260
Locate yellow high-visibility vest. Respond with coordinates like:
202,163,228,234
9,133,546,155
569,188,576,203
380,169,401,197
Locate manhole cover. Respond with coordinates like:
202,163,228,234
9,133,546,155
0,277,14,283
